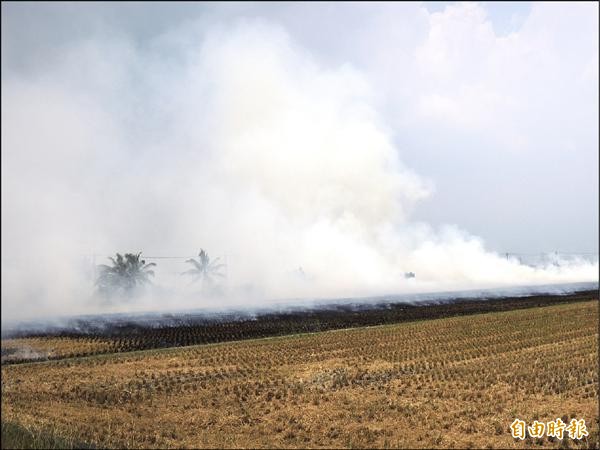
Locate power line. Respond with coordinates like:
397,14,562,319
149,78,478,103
143,256,196,259
503,252,598,255
92,255,197,260
89,252,597,261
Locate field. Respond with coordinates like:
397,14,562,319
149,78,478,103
1,290,595,365
1,299,598,449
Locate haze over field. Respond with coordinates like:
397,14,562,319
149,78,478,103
1,2,598,321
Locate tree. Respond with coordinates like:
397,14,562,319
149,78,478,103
182,249,226,286
96,252,156,296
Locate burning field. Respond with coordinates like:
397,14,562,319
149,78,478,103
2,2,598,449
1,288,596,365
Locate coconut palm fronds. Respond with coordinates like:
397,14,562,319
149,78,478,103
96,252,156,296
181,249,226,284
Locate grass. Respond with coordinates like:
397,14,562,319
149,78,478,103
1,300,598,448
0,421,95,449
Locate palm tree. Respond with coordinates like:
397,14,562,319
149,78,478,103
96,252,156,296
182,249,226,285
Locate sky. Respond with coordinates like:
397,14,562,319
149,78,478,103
1,2,598,320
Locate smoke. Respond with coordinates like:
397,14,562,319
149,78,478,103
1,17,597,322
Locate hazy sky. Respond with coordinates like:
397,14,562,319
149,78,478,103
3,1,597,254
1,2,598,320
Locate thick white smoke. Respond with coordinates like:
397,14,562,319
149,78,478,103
1,20,597,321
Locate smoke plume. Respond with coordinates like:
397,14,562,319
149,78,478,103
1,18,597,322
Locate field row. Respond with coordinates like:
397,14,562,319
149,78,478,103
2,291,595,364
